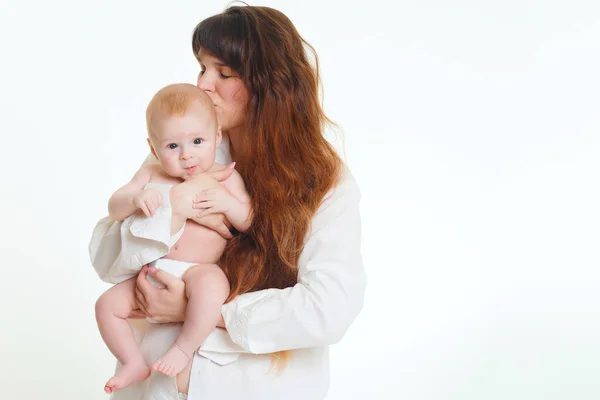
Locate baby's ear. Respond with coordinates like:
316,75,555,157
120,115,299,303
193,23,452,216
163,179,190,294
147,138,158,159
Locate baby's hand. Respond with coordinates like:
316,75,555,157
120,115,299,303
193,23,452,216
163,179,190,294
133,188,163,217
193,187,236,217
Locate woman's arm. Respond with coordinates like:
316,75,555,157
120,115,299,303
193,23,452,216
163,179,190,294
206,169,366,354
136,168,365,354
223,172,364,353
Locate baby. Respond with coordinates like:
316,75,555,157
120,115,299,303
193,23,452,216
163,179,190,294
94,83,251,394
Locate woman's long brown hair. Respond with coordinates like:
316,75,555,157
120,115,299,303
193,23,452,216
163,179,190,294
192,5,342,368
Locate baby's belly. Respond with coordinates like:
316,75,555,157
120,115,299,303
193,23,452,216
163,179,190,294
164,222,227,265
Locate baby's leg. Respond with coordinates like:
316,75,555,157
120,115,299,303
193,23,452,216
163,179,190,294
152,264,230,376
95,277,151,393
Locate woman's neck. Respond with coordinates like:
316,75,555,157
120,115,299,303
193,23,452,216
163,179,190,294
224,126,244,163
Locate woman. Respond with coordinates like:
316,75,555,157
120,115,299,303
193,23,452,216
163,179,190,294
91,5,365,400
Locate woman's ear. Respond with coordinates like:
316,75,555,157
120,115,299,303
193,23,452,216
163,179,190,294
147,137,158,159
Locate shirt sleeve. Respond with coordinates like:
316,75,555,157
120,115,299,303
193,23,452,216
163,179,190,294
88,185,184,284
201,168,366,354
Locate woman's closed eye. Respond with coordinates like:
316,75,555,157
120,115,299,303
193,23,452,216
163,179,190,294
219,66,237,79
198,65,232,79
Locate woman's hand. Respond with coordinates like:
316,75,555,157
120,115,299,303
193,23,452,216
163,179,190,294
191,213,233,239
170,162,236,238
127,309,147,319
193,187,237,217
135,265,187,323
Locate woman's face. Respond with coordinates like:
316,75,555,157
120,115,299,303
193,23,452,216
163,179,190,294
196,49,249,134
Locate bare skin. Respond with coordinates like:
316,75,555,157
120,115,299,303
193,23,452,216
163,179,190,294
96,278,151,393
135,53,254,395
134,265,227,394
96,88,251,393
96,162,245,393
151,264,229,376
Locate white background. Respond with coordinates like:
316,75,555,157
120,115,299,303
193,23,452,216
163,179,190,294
1,1,599,399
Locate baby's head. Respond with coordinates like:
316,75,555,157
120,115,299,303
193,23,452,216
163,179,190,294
146,83,221,180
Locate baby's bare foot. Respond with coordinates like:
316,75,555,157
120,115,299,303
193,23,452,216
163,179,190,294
152,345,191,377
104,361,151,394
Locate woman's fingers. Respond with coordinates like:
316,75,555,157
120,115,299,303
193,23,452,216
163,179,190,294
135,289,149,315
192,214,233,239
137,266,162,293
128,309,147,319
194,189,214,200
206,162,236,182
193,191,214,208
147,267,182,293
196,208,213,218
134,282,147,305
193,201,214,210
136,266,151,303
216,226,233,239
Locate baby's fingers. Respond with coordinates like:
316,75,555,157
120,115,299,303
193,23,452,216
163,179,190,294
140,202,151,217
147,201,157,216
151,195,162,211
154,192,163,206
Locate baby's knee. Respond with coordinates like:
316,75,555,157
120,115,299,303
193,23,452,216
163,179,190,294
95,290,115,317
95,281,136,317
184,265,230,296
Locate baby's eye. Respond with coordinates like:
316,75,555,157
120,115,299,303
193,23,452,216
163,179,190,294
193,138,203,144
168,143,178,149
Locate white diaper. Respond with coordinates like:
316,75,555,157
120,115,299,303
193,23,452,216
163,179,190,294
146,258,197,323
146,258,197,288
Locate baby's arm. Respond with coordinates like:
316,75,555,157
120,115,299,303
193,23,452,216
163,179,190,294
108,164,157,221
221,170,252,232
193,169,252,232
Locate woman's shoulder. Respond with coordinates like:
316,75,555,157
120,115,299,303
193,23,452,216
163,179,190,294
315,164,360,215
323,164,360,203
308,164,361,235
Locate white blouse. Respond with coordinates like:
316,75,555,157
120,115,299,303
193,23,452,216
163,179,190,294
89,143,366,400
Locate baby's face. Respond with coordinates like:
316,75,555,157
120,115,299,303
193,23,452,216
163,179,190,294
150,103,221,180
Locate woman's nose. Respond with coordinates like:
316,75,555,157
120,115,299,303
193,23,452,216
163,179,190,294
197,73,215,92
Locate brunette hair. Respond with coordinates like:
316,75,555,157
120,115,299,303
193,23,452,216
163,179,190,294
192,5,342,366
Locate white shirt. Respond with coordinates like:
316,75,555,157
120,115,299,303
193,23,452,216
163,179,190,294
89,140,366,400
